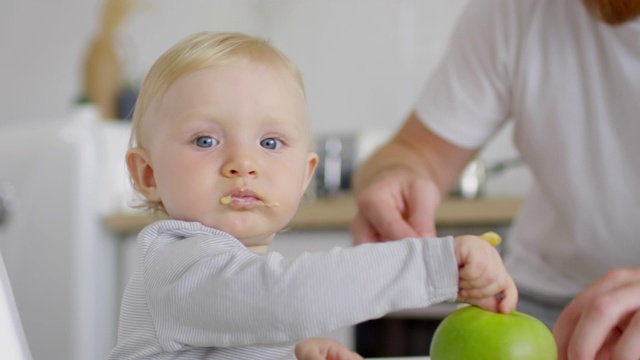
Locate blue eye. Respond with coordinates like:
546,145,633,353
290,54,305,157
195,136,218,148
260,137,281,150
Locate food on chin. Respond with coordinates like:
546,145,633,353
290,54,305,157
219,195,279,207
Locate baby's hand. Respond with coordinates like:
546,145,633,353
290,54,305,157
453,234,518,314
295,338,363,360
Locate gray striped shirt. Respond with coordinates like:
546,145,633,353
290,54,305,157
109,220,457,359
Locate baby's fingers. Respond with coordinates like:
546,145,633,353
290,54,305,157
459,266,509,297
459,280,505,299
499,275,518,314
458,253,499,290
458,262,518,313
458,276,518,314
459,296,501,313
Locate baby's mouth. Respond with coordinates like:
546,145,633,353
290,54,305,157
220,189,279,208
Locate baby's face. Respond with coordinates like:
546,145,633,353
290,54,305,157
141,60,317,250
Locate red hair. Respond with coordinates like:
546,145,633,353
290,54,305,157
583,0,640,25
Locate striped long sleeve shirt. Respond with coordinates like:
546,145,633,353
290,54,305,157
109,220,458,359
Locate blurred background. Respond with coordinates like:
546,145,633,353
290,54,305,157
0,1,532,359
2,0,464,132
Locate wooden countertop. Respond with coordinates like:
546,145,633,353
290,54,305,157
104,195,523,235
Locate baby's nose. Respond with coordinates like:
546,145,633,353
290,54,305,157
221,156,258,177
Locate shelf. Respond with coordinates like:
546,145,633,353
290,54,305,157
104,195,523,235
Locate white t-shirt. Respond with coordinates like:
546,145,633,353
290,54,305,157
415,0,640,297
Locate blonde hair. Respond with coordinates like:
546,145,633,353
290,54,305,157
129,32,310,214
131,31,306,148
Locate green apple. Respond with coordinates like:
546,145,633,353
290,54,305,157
430,306,557,360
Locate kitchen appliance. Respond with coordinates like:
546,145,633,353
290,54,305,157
314,134,356,196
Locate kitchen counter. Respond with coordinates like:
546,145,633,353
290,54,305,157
104,195,523,234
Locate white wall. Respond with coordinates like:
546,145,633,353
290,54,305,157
1,0,468,134
1,0,102,123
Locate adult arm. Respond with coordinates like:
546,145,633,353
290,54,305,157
351,0,518,244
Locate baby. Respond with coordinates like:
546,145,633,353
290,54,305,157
109,32,517,359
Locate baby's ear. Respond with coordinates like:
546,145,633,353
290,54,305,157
126,148,161,202
303,151,319,192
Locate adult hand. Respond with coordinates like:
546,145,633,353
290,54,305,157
350,167,441,244
295,338,363,360
553,268,640,360
350,113,476,245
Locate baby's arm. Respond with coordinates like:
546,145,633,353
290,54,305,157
453,234,518,314
144,234,458,348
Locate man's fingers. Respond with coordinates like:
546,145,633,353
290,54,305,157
569,269,640,314
568,275,640,359
554,270,640,358
612,311,640,359
355,193,419,241
349,214,381,245
405,180,440,237
554,297,581,359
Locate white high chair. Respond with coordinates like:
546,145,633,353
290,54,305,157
0,251,32,360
